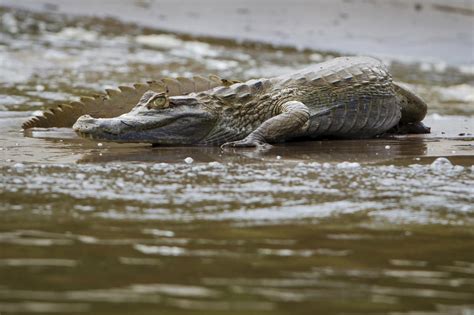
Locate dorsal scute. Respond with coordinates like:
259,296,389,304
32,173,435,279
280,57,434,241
193,75,212,91
302,57,389,88
161,77,182,95
208,75,223,86
133,83,149,91
105,88,121,98
22,74,230,129
233,83,250,95
306,63,385,88
249,80,265,94
176,77,195,95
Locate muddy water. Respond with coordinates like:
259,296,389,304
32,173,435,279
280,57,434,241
0,6,474,315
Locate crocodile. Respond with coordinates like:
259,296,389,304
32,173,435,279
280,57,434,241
23,56,430,147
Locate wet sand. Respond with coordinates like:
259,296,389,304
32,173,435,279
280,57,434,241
1,112,473,165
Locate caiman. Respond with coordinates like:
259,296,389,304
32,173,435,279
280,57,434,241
23,56,430,147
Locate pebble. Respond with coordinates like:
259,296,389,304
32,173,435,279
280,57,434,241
430,157,453,170
308,162,321,168
184,157,194,164
385,145,391,149
453,165,464,172
97,143,103,147
152,163,168,170
336,162,361,169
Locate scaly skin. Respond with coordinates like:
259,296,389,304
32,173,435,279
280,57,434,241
26,56,430,147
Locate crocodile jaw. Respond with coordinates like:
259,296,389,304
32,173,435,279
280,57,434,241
73,111,216,144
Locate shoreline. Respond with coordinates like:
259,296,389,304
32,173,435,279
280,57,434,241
2,0,473,66
1,112,472,166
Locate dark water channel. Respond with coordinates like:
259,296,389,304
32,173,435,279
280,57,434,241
0,6,473,315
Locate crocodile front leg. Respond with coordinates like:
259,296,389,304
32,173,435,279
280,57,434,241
221,101,310,148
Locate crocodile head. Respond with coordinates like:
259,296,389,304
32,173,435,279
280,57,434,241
73,90,216,144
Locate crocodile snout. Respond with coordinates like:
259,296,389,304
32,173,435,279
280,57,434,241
73,115,99,133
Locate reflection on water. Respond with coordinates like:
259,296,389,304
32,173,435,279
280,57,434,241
0,5,473,315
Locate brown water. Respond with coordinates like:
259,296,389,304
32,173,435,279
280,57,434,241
0,6,473,315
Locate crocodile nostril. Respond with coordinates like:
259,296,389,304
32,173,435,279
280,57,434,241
75,115,96,124
73,115,99,132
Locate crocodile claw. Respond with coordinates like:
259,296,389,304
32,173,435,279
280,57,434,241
221,138,272,150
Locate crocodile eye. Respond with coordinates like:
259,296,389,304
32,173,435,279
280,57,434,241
148,95,168,109
153,97,166,107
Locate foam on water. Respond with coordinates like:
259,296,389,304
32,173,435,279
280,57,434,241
435,84,474,103
1,162,472,225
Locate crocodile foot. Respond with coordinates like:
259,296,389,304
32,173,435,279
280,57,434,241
221,137,272,150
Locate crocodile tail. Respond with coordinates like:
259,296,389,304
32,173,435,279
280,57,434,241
22,75,231,129
392,82,428,124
